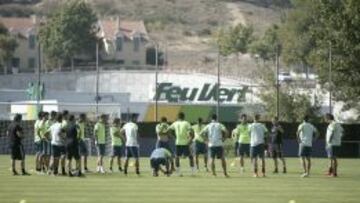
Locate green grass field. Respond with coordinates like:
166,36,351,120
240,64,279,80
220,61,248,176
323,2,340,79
0,155,359,203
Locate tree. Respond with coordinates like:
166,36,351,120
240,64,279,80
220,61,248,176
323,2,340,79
215,23,254,56
0,23,18,74
39,0,98,68
280,0,360,114
250,24,280,62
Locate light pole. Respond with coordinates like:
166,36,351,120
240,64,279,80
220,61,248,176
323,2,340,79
328,42,332,114
155,42,159,122
275,45,280,118
216,46,221,119
37,42,41,112
95,41,100,116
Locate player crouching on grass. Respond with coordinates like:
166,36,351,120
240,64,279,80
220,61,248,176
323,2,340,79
200,114,229,177
325,113,344,177
65,115,83,177
121,114,140,175
296,115,319,178
7,114,30,176
109,118,124,172
94,114,107,174
249,114,268,178
150,148,173,177
155,117,175,171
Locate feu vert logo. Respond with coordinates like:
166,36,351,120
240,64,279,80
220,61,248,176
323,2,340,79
154,83,249,103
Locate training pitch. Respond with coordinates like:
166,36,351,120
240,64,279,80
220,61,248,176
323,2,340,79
0,156,359,203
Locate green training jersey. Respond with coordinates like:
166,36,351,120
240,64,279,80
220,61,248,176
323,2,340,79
236,123,250,144
110,126,123,146
38,120,48,139
94,122,106,144
156,123,169,137
77,122,85,140
192,124,205,143
34,120,41,142
169,120,191,145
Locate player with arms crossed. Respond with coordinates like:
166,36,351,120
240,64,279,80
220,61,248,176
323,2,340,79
48,114,65,175
77,113,89,172
269,116,287,174
94,114,107,173
192,117,208,172
121,114,140,175
109,118,124,172
168,112,195,176
200,114,229,177
7,114,30,176
325,113,343,177
65,115,83,177
233,114,251,173
296,115,319,178
249,114,268,178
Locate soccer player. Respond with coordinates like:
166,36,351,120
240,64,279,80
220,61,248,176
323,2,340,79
234,114,251,173
34,111,43,172
94,114,107,173
150,148,173,177
200,114,229,177
43,111,57,171
7,114,30,175
296,115,319,178
325,113,343,177
77,113,89,172
60,110,70,175
192,117,208,172
48,114,65,175
121,114,140,175
65,115,82,177
156,117,171,151
39,112,49,173
109,118,124,172
269,116,287,174
168,112,195,176
249,114,268,178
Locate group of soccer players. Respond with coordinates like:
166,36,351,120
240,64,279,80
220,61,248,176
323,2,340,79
7,110,343,178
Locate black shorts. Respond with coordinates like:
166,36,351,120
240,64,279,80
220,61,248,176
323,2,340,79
42,140,51,156
238,143,250,156
10,144,25,160
234,142,239,156
126,146,139,158
34,141,42,154
156,140,172,152
299,145,312,157
150,158,167,171
195,141,207,155
271,144,283,158
112,146,123,157
79,140,88,156
250,144,265,158
66,145,80,160
52,145,65,158
326,145,340,158
210,146,224,159
176,145,192,157
97,144,106,156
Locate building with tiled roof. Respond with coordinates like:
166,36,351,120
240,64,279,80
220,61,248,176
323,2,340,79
0,15,150,73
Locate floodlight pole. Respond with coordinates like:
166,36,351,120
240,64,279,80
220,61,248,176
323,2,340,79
155,43,159,122
95,41,100,117
328,42,332,114
275,45,280,118
217,47,221,119
37,43,41,112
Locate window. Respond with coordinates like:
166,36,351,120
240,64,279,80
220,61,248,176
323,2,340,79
11,58,20,68
28,58,35,69
132,60,140,65
115,37,123,52
29,35,36,49
117,60,125,64
133,36,140,52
